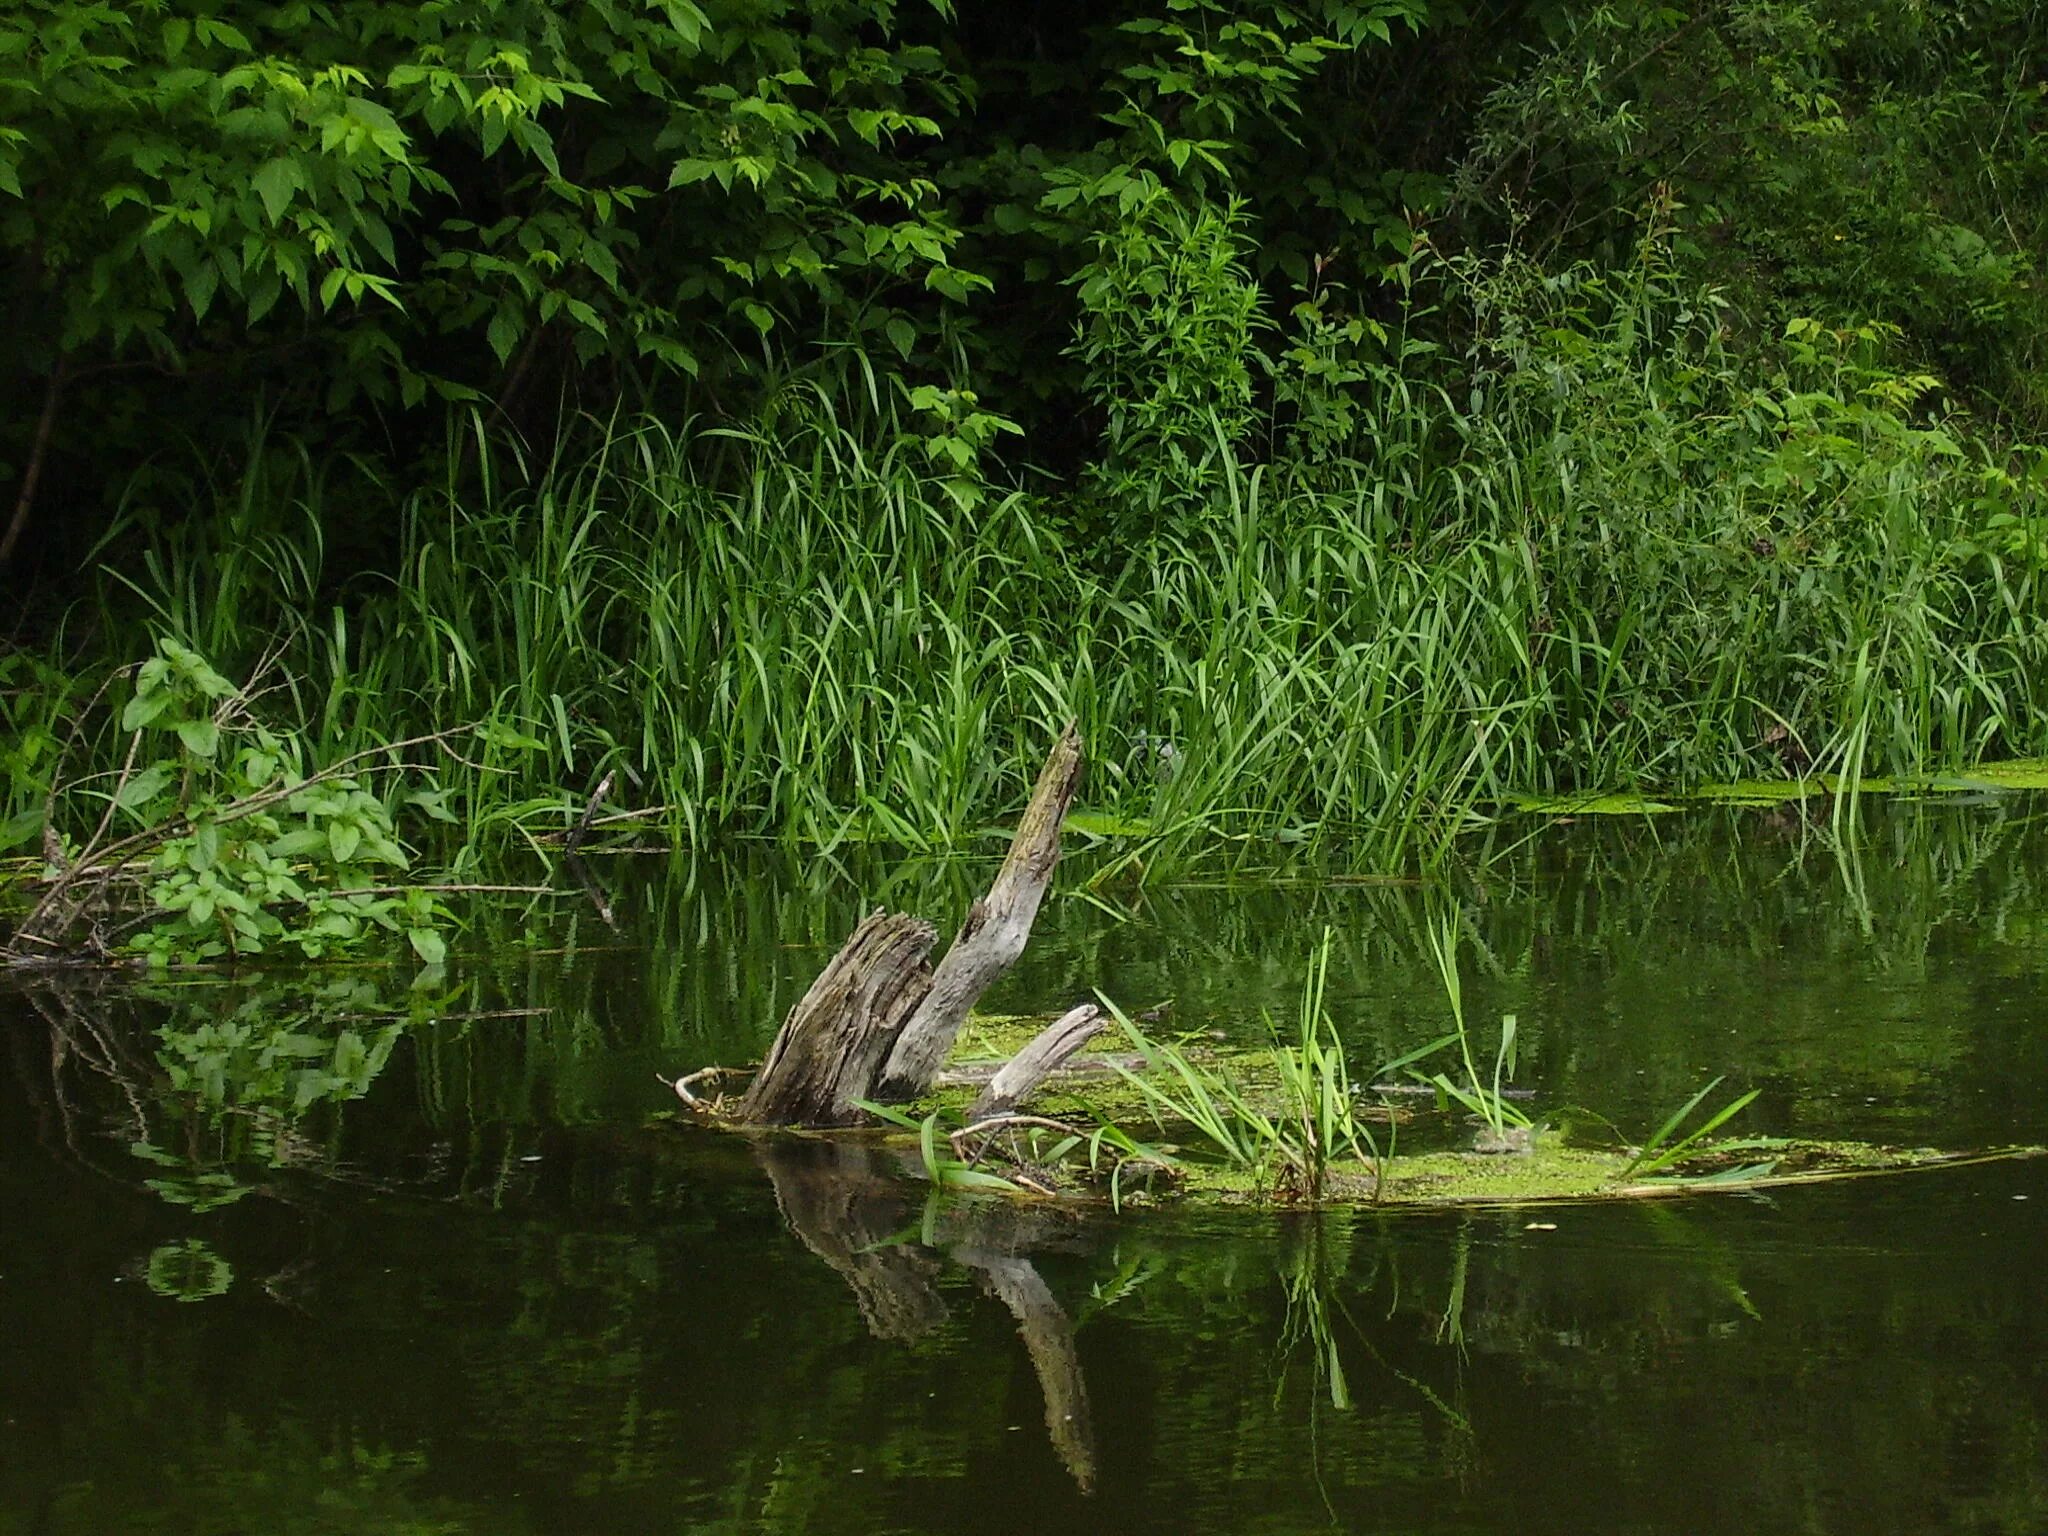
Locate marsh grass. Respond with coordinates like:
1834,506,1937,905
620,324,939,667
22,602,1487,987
26,249,2048,872
1107,932,1399,1202
1622,1076,1764,1179
1421,909,1533,1147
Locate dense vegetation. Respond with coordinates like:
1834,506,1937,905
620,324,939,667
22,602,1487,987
4,0,2046,902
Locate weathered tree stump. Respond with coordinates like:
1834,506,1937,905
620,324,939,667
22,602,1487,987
734,725,1085,1127
737,911,936,1125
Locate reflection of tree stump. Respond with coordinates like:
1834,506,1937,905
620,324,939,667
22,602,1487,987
754,1137,946,1342
755,1131,1101,1495
735,727,1085,1126
956,1247,1097,1495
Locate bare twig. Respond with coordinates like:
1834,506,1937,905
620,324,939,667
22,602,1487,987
564,770,616,857
351,883,560,897
0,358,65,569
667,1064,748,1107
950,1112,1081,1148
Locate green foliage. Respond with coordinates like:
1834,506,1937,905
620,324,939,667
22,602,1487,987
114,640,449,966
0,0,982,414
20,286,2037,876
14,637,452,967
857,1100,1029,1193
1449,0,2048,429
0,650,76,852
1265,929,1381,1199
6,1,2048,876
1067,185,1264,537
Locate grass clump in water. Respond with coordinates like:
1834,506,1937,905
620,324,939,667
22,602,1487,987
1105,930,1450,1203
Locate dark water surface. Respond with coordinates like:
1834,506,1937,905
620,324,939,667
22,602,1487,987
4,802,2045,1534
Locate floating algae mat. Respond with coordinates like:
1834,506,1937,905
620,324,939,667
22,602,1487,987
1504,756,2048,815
921,1019,2047,1210
1187,1138,2048,1209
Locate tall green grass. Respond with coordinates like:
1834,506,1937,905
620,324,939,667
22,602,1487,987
19,253,2047,872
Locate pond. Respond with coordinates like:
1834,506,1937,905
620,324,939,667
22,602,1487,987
3,800,2045,1534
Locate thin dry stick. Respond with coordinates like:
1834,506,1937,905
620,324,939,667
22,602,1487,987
564,771,616,856
950,1113,1082,1168
0,360,65,568
334,1008,552,1024
536,803,679,840
351,883,560,897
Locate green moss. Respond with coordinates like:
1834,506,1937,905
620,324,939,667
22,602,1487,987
906,1010,2046,1210
1139,1138,2046,1209
1373,1143,1629,1203
948,1011,1065,1062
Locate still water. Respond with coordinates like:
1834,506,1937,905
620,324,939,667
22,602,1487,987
3,802,2044,1534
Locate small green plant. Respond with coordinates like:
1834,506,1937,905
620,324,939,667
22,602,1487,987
1421,910,1534,1149
1268,930,1383,1200
1108,933,1385,1202
1623,1076,1763,1179
857,1101,1029,1193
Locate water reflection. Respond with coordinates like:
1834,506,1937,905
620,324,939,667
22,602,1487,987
756,1136,1098,1490
2,798,2046,1532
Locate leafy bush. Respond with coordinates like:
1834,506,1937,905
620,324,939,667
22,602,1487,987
8,638,450,967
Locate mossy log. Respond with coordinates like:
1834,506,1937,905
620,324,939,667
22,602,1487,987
735,725,1084,1127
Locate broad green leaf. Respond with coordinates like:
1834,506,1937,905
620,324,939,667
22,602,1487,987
176,718,220,758
122,691,171,732
252,158,304,225
0,810,42,854
268,828,327,859
328,821,363,864
116,764,174,810
487,308,520,363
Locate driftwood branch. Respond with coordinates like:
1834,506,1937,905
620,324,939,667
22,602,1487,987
966,1004,1106,1124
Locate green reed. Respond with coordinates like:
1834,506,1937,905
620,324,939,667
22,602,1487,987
20,257,2047,876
